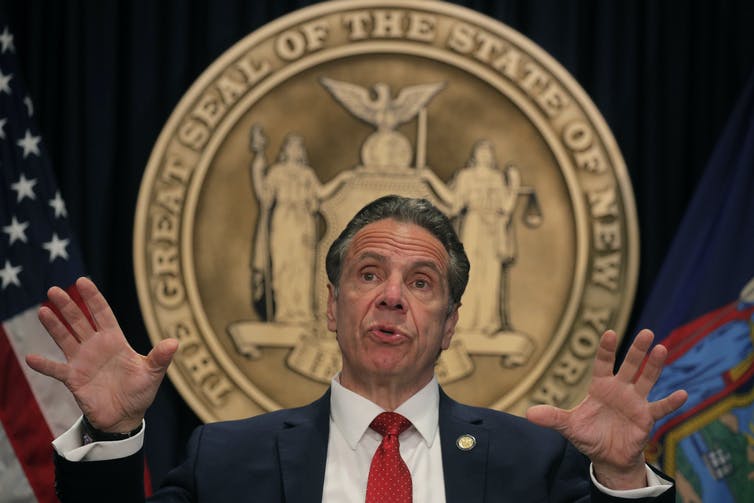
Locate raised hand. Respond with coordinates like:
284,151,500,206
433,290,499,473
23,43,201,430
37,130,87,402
526,329,688,490
25,277,179,433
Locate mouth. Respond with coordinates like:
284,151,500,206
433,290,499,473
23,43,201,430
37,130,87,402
367,324,407,344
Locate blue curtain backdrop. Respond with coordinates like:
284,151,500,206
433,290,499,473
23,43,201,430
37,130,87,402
3,0,754,486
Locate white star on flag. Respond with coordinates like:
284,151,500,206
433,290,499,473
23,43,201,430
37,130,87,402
17,129,41,158
0,259,22,289
0,69,11,95
42,233,70,262
0,26,14,54
10,173,37,202
49,191,68,218
23,95,33,116
2,216,29,244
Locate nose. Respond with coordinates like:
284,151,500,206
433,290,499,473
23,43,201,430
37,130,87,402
377,274,406,312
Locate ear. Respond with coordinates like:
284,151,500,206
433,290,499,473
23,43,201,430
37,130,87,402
326,283,337,332
441,304,459,350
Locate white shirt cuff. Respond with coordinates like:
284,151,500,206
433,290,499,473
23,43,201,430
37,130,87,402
52,416,145,462
590,463,672,498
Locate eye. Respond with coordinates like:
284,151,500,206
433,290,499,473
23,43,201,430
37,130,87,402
361,271,377,282
413,278,429,289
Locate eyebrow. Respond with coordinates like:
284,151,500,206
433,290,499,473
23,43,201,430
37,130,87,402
355,252,443,275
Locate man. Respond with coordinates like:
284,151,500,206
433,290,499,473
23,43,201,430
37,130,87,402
27,195,688,502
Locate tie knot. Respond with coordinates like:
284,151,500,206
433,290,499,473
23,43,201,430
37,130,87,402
370,412,412,437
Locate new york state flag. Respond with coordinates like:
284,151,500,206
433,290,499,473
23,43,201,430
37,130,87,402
637,68,754,502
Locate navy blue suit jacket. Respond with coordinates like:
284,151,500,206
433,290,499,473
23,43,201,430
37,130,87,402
55,389,673,502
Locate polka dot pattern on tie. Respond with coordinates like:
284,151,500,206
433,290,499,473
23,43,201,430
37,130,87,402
365,412,413,503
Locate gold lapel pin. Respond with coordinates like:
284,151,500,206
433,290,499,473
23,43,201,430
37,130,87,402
456,434,476,451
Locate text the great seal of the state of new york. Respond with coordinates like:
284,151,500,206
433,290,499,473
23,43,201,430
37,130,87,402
133,0,639,423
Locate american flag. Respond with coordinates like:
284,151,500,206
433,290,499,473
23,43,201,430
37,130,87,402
0,22,84,502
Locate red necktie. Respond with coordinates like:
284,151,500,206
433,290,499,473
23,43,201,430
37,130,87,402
366,412,413,503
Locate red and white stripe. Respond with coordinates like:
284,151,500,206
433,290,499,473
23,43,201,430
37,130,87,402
1,302,80,503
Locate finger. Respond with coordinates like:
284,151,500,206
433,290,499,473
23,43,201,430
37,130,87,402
615,329,654,383
25,354,70,383
146,338,179,373
649,389,688,420
46,284,95,341
38,305,80,357
526,404,570,433
634,343,668,397
76,277,121,333
591,330,618,378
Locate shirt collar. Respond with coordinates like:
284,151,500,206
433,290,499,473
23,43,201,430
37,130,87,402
330,375,440,450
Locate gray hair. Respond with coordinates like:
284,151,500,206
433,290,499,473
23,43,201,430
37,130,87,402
325,195,470,310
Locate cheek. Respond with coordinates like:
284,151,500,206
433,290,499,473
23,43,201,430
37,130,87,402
416,308,454,348
336,292,370,331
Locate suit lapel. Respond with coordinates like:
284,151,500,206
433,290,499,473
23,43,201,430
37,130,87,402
439,390,489,503
277,390,331,503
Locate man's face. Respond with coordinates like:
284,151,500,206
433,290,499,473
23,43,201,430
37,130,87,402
327,219,459,392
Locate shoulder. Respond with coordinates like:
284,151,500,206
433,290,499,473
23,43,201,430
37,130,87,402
191,391,330,446
440,392,567,447
453,168,471,184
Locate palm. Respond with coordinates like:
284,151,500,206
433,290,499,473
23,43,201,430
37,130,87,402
527,330,687,489
26,277,178,432
564,369,655,469
63,328,161,429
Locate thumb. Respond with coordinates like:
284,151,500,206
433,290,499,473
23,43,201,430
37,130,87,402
526,404,569,432
147,338,179,371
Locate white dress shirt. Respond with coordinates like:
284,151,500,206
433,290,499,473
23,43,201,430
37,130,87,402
54,375,671,500
323,375,445,502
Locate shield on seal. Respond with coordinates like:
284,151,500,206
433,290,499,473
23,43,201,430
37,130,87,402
228,77,536,384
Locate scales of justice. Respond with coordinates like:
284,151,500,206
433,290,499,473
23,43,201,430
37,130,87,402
227,76,543,385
